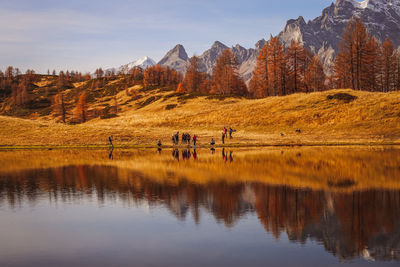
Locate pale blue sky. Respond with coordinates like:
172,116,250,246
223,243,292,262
0,0,336,73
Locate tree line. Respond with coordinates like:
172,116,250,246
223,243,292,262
333,18,400,92
177,38,325,97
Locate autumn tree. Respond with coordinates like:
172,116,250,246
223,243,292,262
396,49,400,90
129,67,144,85
304,55,326,92
267,37,285,96
57,71,67,89
210,49,247,95
182,56,205,93
364,37,381,91
334,18,372,91
53,92,66,123
95,68,104,79
74,92,88,123
286,41,309,93
176,82,185,93
249,43,269,98
381,38,396,92
143,65,182,87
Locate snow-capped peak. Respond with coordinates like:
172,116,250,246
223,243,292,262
354,0,400,13
116,56,156,74
127,56,156,69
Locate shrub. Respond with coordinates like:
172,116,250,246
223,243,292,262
327,93,357,103
165,104,177,110
100,113,118,119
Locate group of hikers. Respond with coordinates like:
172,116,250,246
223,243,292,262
171,132,198,146
108,126,236,149
170,127,236,147
221,127,236,144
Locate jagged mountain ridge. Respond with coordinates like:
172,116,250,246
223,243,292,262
158,0,400,82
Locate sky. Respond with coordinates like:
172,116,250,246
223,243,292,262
0,0,335,73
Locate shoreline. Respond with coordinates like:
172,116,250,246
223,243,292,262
1,141,400,150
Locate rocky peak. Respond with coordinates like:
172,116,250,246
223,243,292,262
255,39,267,51
158,44,189,73
211,41,228,50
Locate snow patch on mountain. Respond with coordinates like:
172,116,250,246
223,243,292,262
118,56,156,73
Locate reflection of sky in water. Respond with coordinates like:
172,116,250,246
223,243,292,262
0,148,400,267
1,198,391,267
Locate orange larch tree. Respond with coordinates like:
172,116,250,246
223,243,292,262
182,56,205,93
304,55,326,92
53,92,66,123
74,92,88,123
249,43,269,98
267,37,285,96
287,41,308,93
381,38,396,92
210,49,247,95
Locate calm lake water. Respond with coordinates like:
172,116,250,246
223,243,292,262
0,147,399,267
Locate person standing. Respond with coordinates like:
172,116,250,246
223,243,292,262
222,132,225,144
108,135,114,148
192,135,197,147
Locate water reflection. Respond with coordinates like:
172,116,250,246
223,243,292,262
1,164,400,262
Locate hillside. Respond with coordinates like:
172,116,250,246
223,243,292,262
0,76,399,146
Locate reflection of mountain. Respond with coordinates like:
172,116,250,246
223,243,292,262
0,165,399,262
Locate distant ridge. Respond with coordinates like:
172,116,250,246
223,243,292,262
158,0,400,81
104,56,156,75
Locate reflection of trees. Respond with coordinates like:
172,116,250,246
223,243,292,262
0,165,400,261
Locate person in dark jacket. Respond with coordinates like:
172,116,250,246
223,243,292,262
221,132,225,144
210,138,215,146
108,135,114,148
192,135,197,146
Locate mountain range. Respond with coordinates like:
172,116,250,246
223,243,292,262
157,0,400,82
111,0,400,82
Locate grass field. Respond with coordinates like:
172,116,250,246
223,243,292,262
1,88,399,147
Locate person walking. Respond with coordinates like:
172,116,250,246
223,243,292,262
108,135,114,148
221,132,225,144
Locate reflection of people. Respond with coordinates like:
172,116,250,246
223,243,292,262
182,149,191,160
222,148,227,162
193,149,197,160
210,148,215,154
108,148,114,160
229,151,233,163
157,147,162,154
172,149,179,161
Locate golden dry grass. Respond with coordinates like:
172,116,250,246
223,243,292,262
0,89,399,146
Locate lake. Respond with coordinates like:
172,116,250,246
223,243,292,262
0,147,399,267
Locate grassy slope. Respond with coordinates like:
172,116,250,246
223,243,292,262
1,86,400,146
